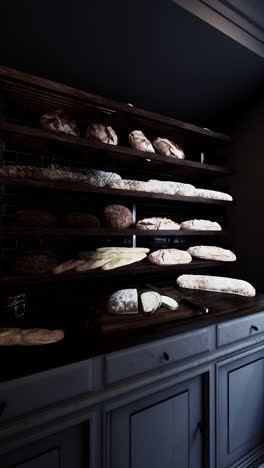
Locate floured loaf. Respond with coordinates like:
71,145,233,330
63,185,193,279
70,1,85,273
136,217,180,230
148,249,192,265
129,130,155,153
180,219,222,231
188,246,236,262
177,275,256,297
86,123,118,145
108,289,138,314
40,110,79,136
153,138,185,159
194,188,232,201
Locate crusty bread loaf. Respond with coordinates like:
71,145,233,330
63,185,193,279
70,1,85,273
107,178,195,196
153,138,185,159
180,219,222,231
0,328,64,346
108,289,138,314
187,246,236,262
136,217,180,230
194,188,233,201
129,130,155,153
86,123,118,145
40,110,79,136
148,249,192,265
10,250,57,275
8,209,57,227
63,212,100,228
177,275,256,297
103,205,133,229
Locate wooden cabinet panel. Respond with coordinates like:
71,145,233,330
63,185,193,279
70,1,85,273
217,350,264,468
14,449,59,468
109,374,205,468
131,391,189,468
0,423,88,468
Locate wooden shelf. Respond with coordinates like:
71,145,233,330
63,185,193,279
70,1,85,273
0,175,232,206
0,227,226,237
0,67,231,144
0,122,231,178
0,259,223,289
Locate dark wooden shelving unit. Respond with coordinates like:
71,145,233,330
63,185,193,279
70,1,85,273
0,227,226,238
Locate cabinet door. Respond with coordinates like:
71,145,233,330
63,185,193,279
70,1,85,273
217,349,264,468
109,374,205,468
0,423,89,468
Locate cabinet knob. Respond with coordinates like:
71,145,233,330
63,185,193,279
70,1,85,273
0,402,6,417
163,352,170,361
251,325,259,331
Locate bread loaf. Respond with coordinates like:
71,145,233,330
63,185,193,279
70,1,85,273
108,289,138,314
103,205,133,229
10,250,57,275
128,130,155,153
161,295,179,310
136,217,180,230
148,249,192,265
194,188,233,201
8,209,57,227
101,253,146,270
50,165,122,187
180,219,222,231
63,212,100,228
86,123,118,145
96,247,150,253
187,246,236,262
40,110,79,136
0,328,64,346
107,178,195,196
177,275,256,297
153,138,185,159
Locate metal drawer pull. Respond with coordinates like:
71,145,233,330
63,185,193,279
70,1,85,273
163,352,170,361
251,325,259,331
0,402,6,417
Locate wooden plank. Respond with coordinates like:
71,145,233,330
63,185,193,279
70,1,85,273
0,176,232,206
0,122,231,177
0,67,231,142
0,227,226,238
0,259,221,289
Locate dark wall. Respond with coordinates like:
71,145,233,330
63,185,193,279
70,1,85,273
230,95,264,291
1,0,264,133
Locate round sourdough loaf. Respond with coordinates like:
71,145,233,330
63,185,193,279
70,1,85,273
10,250,57,275
103,204,133,229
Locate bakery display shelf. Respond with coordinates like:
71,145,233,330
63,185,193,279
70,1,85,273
0,259,222,289
0,67,231,144
0,227,226,238
101,286,264,335
0,121,231,178
0,176,232,206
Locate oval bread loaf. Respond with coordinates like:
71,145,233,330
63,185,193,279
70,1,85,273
180,219,222,231
128,130,155,153
148,249,192,265
153,138,185,159
0,328,64,346
177,275,256,297
187,246,236,262
85,123,118,145
136,217,180,230
108,289,138,314
193,188,232,201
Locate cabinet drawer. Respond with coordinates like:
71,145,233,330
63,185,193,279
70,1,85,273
217,311,264,347
105,327,213,385
0,360,93,424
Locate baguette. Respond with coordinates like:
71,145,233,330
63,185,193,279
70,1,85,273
177,275,256,297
